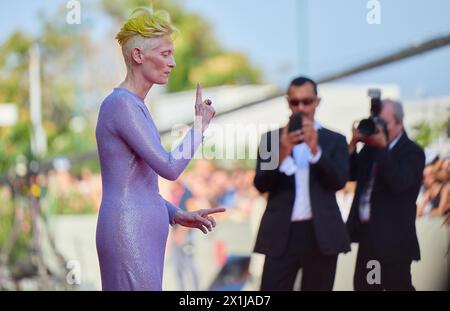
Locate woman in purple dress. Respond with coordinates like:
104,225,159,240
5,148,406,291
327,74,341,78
95,8,224,291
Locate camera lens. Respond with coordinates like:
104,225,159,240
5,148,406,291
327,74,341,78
357,118,377,136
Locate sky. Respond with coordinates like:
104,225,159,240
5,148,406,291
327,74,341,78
1,0,449,99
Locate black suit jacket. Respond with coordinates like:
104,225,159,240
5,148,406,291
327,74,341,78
253,127,351,257
346,132,425,263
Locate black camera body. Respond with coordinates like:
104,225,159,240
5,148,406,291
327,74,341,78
357,89,388,138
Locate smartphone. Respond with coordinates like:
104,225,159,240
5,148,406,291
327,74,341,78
288,112,304,133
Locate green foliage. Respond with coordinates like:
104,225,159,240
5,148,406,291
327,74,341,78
412,109,450,148
0,123,33,175
52,190,97,215
0,197,32,265
0,10,92,176
190,53,262,87
0,32,32,109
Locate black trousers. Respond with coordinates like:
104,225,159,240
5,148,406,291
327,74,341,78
260,220,338,291
353,224,415,291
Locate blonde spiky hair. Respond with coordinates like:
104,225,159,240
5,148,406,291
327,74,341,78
115,7,176,46
116,7,177,70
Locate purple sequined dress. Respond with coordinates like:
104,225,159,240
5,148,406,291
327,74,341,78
95,87,202,290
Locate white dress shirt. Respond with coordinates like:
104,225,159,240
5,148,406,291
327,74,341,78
279,122,322,222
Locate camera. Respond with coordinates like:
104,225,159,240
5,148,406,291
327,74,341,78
357,88,388,138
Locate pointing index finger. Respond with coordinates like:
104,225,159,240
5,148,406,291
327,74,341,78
196,82,202,105
203,207,226,216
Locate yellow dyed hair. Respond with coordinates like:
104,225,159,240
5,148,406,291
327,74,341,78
115,7,177,46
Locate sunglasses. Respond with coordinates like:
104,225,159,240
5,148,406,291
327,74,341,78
287,96,317,107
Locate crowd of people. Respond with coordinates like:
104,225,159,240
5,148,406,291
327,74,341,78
417,157,450,219
161,160,259,222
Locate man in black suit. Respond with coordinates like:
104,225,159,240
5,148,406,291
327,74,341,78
347,99,425,290
253,77,351,291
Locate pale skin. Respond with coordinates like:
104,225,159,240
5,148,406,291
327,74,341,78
120,34,223,234
279,82,321,163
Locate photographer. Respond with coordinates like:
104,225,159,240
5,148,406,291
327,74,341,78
347,99,425,290
253,77,350,290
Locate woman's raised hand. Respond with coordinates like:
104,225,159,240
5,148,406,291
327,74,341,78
194,82,216,132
